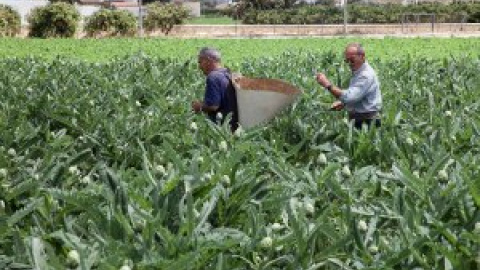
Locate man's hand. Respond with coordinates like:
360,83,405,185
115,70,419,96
315,73,331,88
192,100,203,113
330,100,344,111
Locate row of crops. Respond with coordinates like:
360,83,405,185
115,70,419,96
0,37,479,63
0,40,479,269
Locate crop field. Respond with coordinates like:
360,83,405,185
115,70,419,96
0,37,480,63
0,38,479,269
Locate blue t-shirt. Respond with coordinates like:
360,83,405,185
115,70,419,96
204,68,238,128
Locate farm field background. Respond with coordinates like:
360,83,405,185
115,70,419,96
0,37,479,269
0,37,480,63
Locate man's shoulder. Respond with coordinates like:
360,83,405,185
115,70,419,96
358,63,376,77
207,68,230,83
208,68,229,77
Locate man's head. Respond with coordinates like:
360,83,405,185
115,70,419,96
198,47,222,75
344,43,366,71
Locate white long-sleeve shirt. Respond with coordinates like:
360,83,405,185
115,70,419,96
339,62,382,114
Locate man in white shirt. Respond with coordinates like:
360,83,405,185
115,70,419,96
315,43,382,129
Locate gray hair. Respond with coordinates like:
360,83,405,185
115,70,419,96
346,43,365,56
198,47,221,62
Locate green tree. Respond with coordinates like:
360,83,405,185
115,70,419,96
0,4,21,37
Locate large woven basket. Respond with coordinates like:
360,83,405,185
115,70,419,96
232,75,302,129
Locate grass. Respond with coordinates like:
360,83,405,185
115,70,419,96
186,15,240,25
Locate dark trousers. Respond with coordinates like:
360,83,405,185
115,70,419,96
353,118,381,129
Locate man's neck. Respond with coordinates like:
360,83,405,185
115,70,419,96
207,64,223,75
352,61,366,72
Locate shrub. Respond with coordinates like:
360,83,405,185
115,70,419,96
84,9,136,37
49,0,77,3
27,2,80,38
144,3,189,35
0,4,21,37
240,2,480,24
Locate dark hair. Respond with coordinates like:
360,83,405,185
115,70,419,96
198,47,221,62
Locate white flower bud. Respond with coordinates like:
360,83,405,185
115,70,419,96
67,250,80,267
304,202,315,215
271,223,282,231
68,166,80,175
197,156,204,163
203,172,212,181
7,148,16,156
260,236,273,248
219,141,228,152
368,245,379,253
190,122,198,131
135,100,141,107
447,158,455,166
317,153,327,165
358,220,368,232
80,176,91,184
342,165,351,177
413,171,420,178
234,126,244,137
155,165,166,175
474,222,480,233
406,137,414,146
0,168,7,178
445,110,452,117
119,265,131,270
438,170,448,181
133,220,145,233
222,175,231,186
216,112,223,121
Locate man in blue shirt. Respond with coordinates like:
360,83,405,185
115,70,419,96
315,43,382,129
191,47,238,131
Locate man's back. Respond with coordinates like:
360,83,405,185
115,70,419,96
204,68,238,128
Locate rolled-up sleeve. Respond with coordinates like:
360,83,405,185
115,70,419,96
339,75,370,104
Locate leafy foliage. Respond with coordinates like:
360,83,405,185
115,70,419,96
27,2,80,38
0,4,21,37
84,9,137,37
239,2,480,24
144,3,190,35
0,48,479,269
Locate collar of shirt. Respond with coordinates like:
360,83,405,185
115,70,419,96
353,62,368,76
